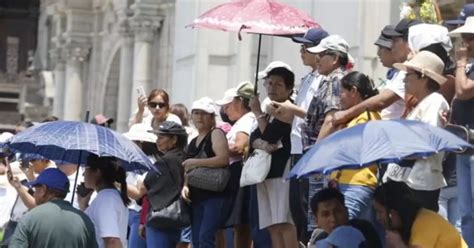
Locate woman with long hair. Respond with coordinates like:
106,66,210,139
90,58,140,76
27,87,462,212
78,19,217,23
181,97,230,248
323,71,381,219
82,155,130,248
131,89,182,129
373,181,466,248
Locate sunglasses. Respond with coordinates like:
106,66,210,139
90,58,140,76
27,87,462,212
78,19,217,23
148,102,166,109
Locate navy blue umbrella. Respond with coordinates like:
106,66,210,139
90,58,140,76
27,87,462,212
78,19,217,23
288,119,472,179
3,121,155,173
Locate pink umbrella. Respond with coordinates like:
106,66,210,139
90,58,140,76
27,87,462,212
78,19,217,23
187,0,319,93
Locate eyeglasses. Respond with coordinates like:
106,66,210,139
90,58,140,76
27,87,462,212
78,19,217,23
148,102,166,109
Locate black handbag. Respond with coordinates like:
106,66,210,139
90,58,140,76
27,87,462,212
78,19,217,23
444,124,474,155
147,161,190,229
186,129,230,192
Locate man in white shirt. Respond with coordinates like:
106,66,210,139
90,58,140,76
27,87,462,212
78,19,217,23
288,27,329,243
331,20,421,125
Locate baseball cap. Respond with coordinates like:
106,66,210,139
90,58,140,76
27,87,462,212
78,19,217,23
215,81,255,105
307,35,349,54
316,226,366,248
257,61,293,79
28,168,70,192
91,114,114,125
374,25,394,49
292,28,329,45
123,123,157,143
191,97,216,114
383,18,421,38
445,4,474,25
149,121,187,136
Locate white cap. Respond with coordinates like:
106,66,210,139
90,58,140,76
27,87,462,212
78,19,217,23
307,35,349,54
409,24,452,53
257,61,293,79
215,87,237,106
191,97,216,114
123,123,157,143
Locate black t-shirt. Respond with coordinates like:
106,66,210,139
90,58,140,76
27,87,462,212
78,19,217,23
451,60,474,126
249,117,291,179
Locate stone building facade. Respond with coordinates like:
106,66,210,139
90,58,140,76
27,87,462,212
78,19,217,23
34,0,466,133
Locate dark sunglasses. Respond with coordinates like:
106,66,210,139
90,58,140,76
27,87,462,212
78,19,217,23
148,102,166,109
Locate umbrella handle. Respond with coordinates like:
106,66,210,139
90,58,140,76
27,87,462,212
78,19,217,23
254,34,262,95
70,110,91,205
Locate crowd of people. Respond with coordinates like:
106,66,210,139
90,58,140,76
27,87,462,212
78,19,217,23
2,3,474,248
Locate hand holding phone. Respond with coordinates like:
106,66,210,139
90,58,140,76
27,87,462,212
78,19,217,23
136,86,146,98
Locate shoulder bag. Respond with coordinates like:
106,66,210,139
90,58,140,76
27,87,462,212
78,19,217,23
186,129,230,192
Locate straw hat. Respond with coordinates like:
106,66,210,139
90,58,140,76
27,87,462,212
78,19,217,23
393,51,447,85
449,16,474,36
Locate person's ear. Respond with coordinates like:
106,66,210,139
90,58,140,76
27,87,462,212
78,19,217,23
351,86,358,95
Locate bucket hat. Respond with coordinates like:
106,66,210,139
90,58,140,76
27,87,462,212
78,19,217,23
393,51,447,85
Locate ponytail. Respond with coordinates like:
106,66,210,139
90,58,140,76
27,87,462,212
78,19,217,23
86,154,130,206
341,71,379,100
115,165,130,206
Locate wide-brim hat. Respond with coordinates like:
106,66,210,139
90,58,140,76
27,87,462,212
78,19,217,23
123,123,157,143
449,16,474,36
149,121,187,136
393,51,447,85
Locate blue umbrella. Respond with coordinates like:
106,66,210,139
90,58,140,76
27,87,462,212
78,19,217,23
3,121,156,173
288,119,472,179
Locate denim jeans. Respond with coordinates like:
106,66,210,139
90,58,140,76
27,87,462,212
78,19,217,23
191,197,226,248
456,154,474,246
337,184,374,219
438,186,461,232
145,225,181,248
128,209,147,248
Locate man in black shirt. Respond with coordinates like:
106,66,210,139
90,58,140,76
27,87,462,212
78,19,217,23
448,15,474,247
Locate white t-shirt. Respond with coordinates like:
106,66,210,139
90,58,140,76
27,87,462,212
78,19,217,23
85,189,129,248
291,73,323,154
384,92,449,191
130,108,182,127
64,167,84,209
227,112,256,164
380,70,406,120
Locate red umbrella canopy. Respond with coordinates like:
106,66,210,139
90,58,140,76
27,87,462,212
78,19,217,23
188,0,319,36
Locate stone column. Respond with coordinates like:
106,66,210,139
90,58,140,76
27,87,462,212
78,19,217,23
49,48,66,119
63,46,89,121
130,19,161,108
116,25,134,132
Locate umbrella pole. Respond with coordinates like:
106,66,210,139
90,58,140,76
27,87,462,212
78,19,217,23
70,110,90,205
253,34,262,95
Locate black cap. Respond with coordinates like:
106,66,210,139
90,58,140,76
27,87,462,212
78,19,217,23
374,25,395,49
149,121,187,136
292,28,329,46
383,19,421,38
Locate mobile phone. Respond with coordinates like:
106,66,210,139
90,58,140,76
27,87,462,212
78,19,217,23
136,86,146,97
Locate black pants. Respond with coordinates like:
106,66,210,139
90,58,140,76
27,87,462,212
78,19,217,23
410,188,441,212
289,154,311,243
